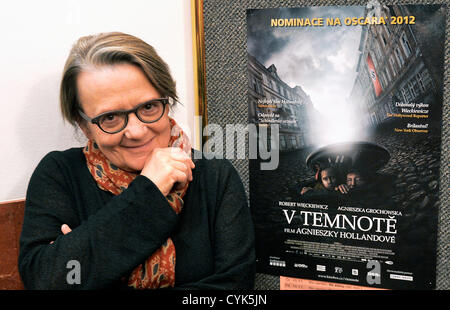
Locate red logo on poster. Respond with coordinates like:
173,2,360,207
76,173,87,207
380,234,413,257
366,53,382,97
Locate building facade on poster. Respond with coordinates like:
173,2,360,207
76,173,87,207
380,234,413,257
247,54,320,151
348,5,441,130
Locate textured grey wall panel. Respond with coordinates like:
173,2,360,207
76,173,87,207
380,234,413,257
202,0,448,290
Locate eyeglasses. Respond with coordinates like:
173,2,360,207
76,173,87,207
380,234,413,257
78,97,173,134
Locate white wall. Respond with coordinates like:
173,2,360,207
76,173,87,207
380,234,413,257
0,0,195,202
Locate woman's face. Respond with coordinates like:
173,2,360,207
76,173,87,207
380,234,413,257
77,63,171,172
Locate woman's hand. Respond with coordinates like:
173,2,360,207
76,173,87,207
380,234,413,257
50,224,72,244
140,147,195,197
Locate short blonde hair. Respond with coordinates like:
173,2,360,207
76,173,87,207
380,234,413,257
60,32,177,125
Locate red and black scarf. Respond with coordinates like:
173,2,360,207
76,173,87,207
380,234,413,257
83,117,190,289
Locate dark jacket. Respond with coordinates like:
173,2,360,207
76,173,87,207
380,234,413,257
18,148,255,289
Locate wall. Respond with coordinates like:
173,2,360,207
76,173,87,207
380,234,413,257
0,0,195,202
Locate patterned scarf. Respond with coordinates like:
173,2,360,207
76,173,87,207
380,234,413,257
83,117,191,289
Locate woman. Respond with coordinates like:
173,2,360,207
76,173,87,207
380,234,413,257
18,32,255,289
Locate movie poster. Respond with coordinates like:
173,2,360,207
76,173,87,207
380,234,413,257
247,3,445,290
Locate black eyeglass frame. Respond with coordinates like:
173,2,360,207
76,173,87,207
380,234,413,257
78,97,173,134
